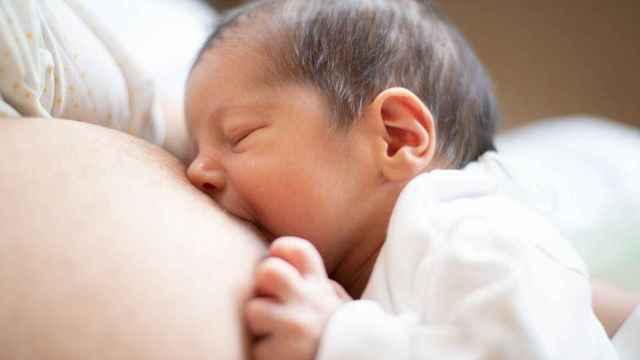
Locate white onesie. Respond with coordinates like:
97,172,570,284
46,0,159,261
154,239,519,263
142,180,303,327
316,152,620,359
614,306,640,360
0,0,164,144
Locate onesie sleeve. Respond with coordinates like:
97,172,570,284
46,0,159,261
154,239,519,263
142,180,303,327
613,306,640,360
316,217,618,360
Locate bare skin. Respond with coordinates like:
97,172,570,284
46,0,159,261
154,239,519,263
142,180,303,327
592,280,640,337
0,119,636,359
0,119,265,360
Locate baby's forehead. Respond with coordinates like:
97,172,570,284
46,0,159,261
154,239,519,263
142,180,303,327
187,51,326,123
187,46,269,107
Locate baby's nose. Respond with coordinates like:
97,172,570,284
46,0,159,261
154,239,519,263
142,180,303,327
187,156,226,194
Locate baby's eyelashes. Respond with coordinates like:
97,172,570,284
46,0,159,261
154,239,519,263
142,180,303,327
228,126,257,145
228,125,269,152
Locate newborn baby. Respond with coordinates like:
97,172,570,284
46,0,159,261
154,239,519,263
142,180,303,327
2,0,634,359
185,1,632,359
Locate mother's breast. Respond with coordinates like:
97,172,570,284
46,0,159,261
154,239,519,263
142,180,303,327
0,119,266,360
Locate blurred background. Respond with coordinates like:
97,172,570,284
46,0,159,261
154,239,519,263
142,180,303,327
210,0,640,130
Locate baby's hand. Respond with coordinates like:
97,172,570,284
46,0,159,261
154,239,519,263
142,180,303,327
245,237,351,360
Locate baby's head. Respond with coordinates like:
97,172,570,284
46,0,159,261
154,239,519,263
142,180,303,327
186,0,498,270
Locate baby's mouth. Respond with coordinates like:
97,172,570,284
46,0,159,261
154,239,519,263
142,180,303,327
214,194,274,241
215,194,255,222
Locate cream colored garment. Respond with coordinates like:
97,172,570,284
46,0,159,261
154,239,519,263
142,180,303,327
0,0,164,144
317,152,619,360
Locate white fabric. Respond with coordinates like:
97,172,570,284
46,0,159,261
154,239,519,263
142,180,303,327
316,152,618,360
613,306,640,360
80,0,216,100
0,0,164,144
497,118,640,291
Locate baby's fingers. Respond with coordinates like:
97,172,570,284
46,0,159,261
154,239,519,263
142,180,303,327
245,297,285,338
246,297,318,337
270,236,327,279
254,257,303,302
252,327,315,360
253,335,295,360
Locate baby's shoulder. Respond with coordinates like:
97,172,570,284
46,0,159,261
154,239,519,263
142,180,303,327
388,169,587,275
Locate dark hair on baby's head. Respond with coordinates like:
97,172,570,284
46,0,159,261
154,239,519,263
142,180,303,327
196,0,499,168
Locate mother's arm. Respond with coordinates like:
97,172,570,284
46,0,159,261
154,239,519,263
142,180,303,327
0,119,266,359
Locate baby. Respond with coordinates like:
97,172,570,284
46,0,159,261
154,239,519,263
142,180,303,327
183,0,636,359
0,2,635,358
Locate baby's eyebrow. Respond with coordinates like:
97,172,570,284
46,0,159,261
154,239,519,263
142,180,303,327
213,101,274,130
211,105,248,129
204,105,243,132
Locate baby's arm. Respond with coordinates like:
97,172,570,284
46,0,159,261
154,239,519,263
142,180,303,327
246,232,619,360
592,279,640,337
314,218,615,359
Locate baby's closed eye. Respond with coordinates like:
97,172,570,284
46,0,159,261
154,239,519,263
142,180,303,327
229,125,269,150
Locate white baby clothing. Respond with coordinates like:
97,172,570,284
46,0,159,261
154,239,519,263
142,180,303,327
613,305,640,360
0,0,164,144
316,152,619,359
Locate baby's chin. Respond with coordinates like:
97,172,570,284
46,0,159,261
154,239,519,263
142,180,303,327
214,195,258,224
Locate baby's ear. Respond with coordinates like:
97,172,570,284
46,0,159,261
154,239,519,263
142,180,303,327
367,87,437,182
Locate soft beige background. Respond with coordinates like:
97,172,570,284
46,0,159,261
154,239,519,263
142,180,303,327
440,1,640,129
209,0,640,130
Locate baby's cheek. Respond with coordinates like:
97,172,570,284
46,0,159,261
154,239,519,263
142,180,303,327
235,155,330,237
258,189,318,236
